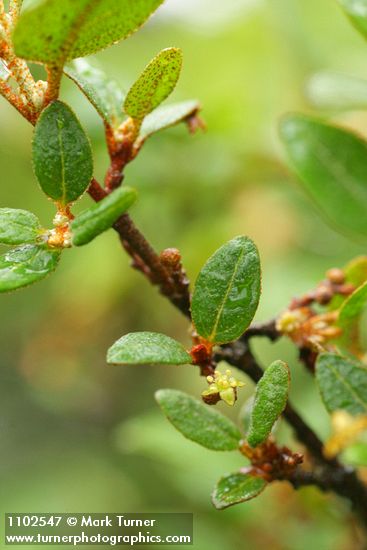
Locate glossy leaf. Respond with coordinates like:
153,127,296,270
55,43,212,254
191,236,261,344
307,71,367,111
13,0,164,64
65,59,124,128
338,0,367,42
124,48,183,120
71,186,137,247
0,244,61,293
107,332,192,366
280,114,367,238
316,353,367,415
212,472,267,510
0,208,41,245
33,101,93,205
140,100,201,139
247,360,290,447
338,282,367,356
155,389,241,451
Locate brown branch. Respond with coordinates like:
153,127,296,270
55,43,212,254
87,178,191,317
216,340,367,530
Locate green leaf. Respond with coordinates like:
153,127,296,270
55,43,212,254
280,114,367,238
0,244,61,293
316,352,367,415
33,101,93,205
338,282,367,356
124,48,183,121
191,236,261,344
155,389,241,451
307,71,367,111
0,208,42,245
212,472,267,510
345,256,367,288
13,0,164,65
342,442,367,466
247,360,290,448
107,332,192,366
328,256,367,311
65,59,124,128
338,0,367,42
71,186,137,247
140,100,201,139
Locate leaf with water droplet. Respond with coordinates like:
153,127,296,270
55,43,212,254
212,472,267,509
0,208,42,245
33,101,93,205
0,244,61,293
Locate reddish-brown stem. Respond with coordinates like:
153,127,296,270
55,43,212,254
87,178,191,316
44,65,62,106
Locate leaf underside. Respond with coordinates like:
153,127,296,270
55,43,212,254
247,360,290,448
71,186,137,246
124,48,183,120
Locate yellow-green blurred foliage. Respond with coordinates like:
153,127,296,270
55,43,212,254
1,0,367,548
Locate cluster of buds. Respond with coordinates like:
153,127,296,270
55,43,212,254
240,438,303,482
47,211,72,249
276,308,341,351
276,266,354,352
289,268,354,310
324,410,367,459
202,368,245,406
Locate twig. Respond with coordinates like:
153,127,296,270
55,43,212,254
216,340,367,530
87,178,191,317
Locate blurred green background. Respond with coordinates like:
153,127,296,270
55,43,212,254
2,0,367,548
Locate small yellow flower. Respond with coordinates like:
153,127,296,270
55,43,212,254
202,369,244,406
324,410,367,459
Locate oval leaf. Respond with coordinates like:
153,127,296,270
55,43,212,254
191,236,261,344
71,186,137,247
65,59,124,128
316,353,367,416
212,472,267,510
338,0,367,42
33,101,93,205
280,114,367,238
307,71,367,111
155,389,241,451
124,48,183,120
0,244,61,293
13,0,164,64
0,208,41,245
338,282,367,356
247,360,290,448
107,332,192,366
140,100,201,139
